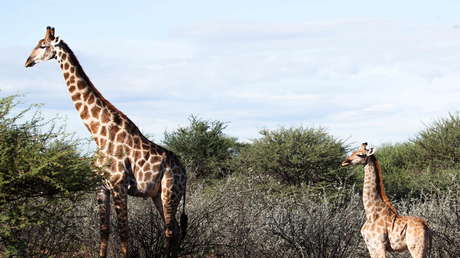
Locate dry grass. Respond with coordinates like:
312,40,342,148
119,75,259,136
4,175,459,257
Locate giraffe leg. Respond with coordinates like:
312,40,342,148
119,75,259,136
153,195,178,257
367,244,386,258
97,188,111,258
161,199,180,257
373,242,387,258
160,174,181,257
406,223,430,258
155,193,182,258
152,195,165,222
361,227,386,258
112,186,129,257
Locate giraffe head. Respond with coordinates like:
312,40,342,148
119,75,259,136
25,26,61,68
341,142,376,167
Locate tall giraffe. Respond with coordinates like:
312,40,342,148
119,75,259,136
25,27,188,257
342,143,431,258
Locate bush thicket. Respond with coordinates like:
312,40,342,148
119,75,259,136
20,173,459,257
413,112,460,170
0,95,98,256
163,115,243,179
237,127,349,186
372,114,460,200
2,94,460,257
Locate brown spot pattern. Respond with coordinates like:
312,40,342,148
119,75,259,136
71,93,81,101
138,159,146,167
152,164,161,172
109,126,119,141
82,91,91,101
80,105,89,120
100,138,107,146
133,137,141,149
113,114,122,125
88,94,95,104
90,121,100,134
107,143,114,153
143,151,150,160
116,131,127,143
91,106,101,118
152,156,161,163
126,135,133,146
134,150,141,160
77,80,86,90
144,172,152,181
123,146,131,156
101,111,111,123
101,126,107,137
115,145,124,156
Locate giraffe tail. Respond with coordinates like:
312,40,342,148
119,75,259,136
180,182,188,241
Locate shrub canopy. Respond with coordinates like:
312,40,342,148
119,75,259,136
413,113,460,170
163,115,242,179
238,127,348,186
0,95,98,256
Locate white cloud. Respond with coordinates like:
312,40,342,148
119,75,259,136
5,19,460,148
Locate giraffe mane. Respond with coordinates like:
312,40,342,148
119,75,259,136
372,157,398,215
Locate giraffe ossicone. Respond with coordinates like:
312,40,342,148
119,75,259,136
25,26,188,258
342,143,431,258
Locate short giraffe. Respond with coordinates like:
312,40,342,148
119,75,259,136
342,143,431,258
25,27,188,258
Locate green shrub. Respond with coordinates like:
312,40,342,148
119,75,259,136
351,143,460,200
383,168,460,200
237,127,348,186
163,115,243,179
373,112,460,199
376,142,422,174
0,95,98,256
413,112,460,170
12,173,460,257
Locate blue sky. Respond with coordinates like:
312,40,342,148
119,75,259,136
2,1,460,148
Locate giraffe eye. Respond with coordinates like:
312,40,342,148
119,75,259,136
357,154,366,158
39,44,46,49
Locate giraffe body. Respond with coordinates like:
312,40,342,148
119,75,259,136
25,27,187,257
342,143,430,258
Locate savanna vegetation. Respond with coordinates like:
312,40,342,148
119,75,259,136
0,95,459,257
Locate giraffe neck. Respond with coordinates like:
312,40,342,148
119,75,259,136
54,41,142,149
363,156,398,218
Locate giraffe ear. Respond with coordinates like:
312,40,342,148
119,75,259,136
359,142,368,151
367,147,376,156
52,36,61,46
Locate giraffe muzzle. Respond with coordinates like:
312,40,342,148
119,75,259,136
341,160,351,167
25,57,36,68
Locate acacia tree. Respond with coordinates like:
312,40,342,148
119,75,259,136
0,95,98,256
413,112,460,170
238,127,348,186
163,115,242,179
